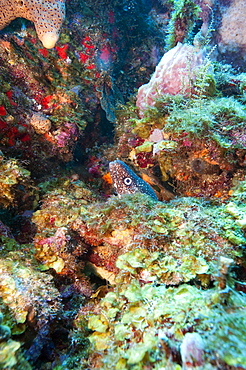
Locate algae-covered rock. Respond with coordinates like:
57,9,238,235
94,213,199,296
69,183,246,369
32,177,96,273
0,339,21,368
70,192,245,285
0,311,31,369
0,237,62,334
32,176,246,285
86,266,246,369
0,154,34,209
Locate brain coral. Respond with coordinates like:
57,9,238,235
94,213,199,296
0,0,65,48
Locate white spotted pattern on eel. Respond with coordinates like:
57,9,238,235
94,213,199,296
109,160,158,201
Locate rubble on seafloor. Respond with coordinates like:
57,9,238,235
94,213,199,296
0,0,246,369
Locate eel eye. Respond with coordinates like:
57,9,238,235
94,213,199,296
124,177,132,186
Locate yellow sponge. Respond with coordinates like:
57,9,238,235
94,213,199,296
0,0,65,48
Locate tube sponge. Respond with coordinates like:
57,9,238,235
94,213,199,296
0,0,65,48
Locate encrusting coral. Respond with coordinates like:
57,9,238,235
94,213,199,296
0,0,65,48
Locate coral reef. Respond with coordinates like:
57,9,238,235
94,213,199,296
115,53,245,199
33,183,246,287
0,0,246,368
0,0,65,48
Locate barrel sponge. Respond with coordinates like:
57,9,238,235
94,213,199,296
136,43,204,117
0,0,65,48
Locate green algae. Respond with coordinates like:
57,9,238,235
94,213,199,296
0,339,21,368
165,96,246,147
87,273,246,369
116,248,209,284
32,185,246,283
131,95,246,149
165,0,201,49
70,187,246,368
82,175,246,368
85,192,245,253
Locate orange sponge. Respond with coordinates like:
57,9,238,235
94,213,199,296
0,0,65,48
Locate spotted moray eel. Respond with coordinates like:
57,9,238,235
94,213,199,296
109,160,158,201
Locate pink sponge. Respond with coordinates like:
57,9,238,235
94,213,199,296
136,43,204,117
0,0,65,48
